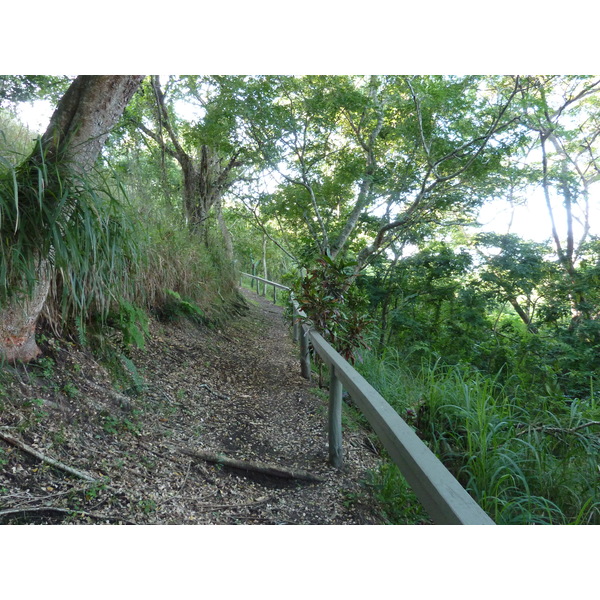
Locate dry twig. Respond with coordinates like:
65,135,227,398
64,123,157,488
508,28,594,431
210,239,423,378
516,420,600,437
0,506,135,524
0,430,99,483
198,384,230,401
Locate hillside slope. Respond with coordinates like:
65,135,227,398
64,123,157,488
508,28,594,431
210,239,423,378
1,288,388,524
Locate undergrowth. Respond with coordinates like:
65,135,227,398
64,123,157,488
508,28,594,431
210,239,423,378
356,348,600,524
1,109,244,371
364,462,430,524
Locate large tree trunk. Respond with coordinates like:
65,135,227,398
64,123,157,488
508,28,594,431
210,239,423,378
1,260,51,362
0,76,144,362
215,197,235,262
148,77,243,241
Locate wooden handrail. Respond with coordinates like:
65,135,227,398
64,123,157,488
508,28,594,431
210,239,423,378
241,272,291,291
241,272,495,524
308,329,494,525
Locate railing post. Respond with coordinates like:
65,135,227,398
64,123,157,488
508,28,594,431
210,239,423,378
292,305,299,342
328,366,343,468
300,325,311,381
273,284,277,303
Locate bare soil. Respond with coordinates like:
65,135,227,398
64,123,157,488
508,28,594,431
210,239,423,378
0,288,387,524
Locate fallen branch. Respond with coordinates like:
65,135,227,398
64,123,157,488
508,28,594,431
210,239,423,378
0,430,99,483
179,448,325,483
0,506,134,524
198,384,230,401
565,420,600,433
2,483,98,507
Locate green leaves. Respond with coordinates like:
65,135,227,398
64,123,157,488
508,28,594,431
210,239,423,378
108,300,149,349
159,289,206,325
295,256,372,363
475,233,551,296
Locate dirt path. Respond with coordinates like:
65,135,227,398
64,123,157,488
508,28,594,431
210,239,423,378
0,288,385,524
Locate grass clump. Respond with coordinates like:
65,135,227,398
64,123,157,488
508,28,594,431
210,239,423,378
415,361,600,524
365,462,430,524
353,347,600,524
158,289,206,324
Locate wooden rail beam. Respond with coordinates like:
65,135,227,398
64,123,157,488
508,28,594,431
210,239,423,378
309,330,494,525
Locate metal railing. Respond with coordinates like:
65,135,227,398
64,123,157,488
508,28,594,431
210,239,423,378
240,272,494,525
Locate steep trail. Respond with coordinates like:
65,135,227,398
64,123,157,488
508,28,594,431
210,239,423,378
126,287,387,524
0,287,386,524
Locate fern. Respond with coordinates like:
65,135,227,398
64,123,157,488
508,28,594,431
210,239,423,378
109,300,149,349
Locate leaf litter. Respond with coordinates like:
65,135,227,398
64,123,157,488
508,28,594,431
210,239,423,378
0,288,389,524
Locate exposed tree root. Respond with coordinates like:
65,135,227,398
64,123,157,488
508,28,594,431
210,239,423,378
179,448,325,483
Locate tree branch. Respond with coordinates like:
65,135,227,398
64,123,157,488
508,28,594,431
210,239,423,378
356,77,521,270
0,430,99,483
133,118,178,159
238,195,298,262
541,136,568,269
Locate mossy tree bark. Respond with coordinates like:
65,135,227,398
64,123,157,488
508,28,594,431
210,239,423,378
0,75,144,362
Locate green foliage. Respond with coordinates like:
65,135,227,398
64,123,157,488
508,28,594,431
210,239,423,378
1,80,243,362
3,75,600,525
355,343,600,524
108,300,149,349
475,232,550,299
101,411,141,436
0,76,70,107
355,346,422,412
0,136,142,343
365,462,430,524
34,356,55,379
294,255,372,362
129,204,240,324
0,110,37,166
136,498,157,515
158,289,206,324
412,361,600,524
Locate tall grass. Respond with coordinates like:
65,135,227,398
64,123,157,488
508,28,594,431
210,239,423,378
356,346,424,414
356,348,600,524
1,110,243,357
128,202,242,323
0,133,142,336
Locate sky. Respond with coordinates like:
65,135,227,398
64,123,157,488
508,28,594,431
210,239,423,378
477,187,599,246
